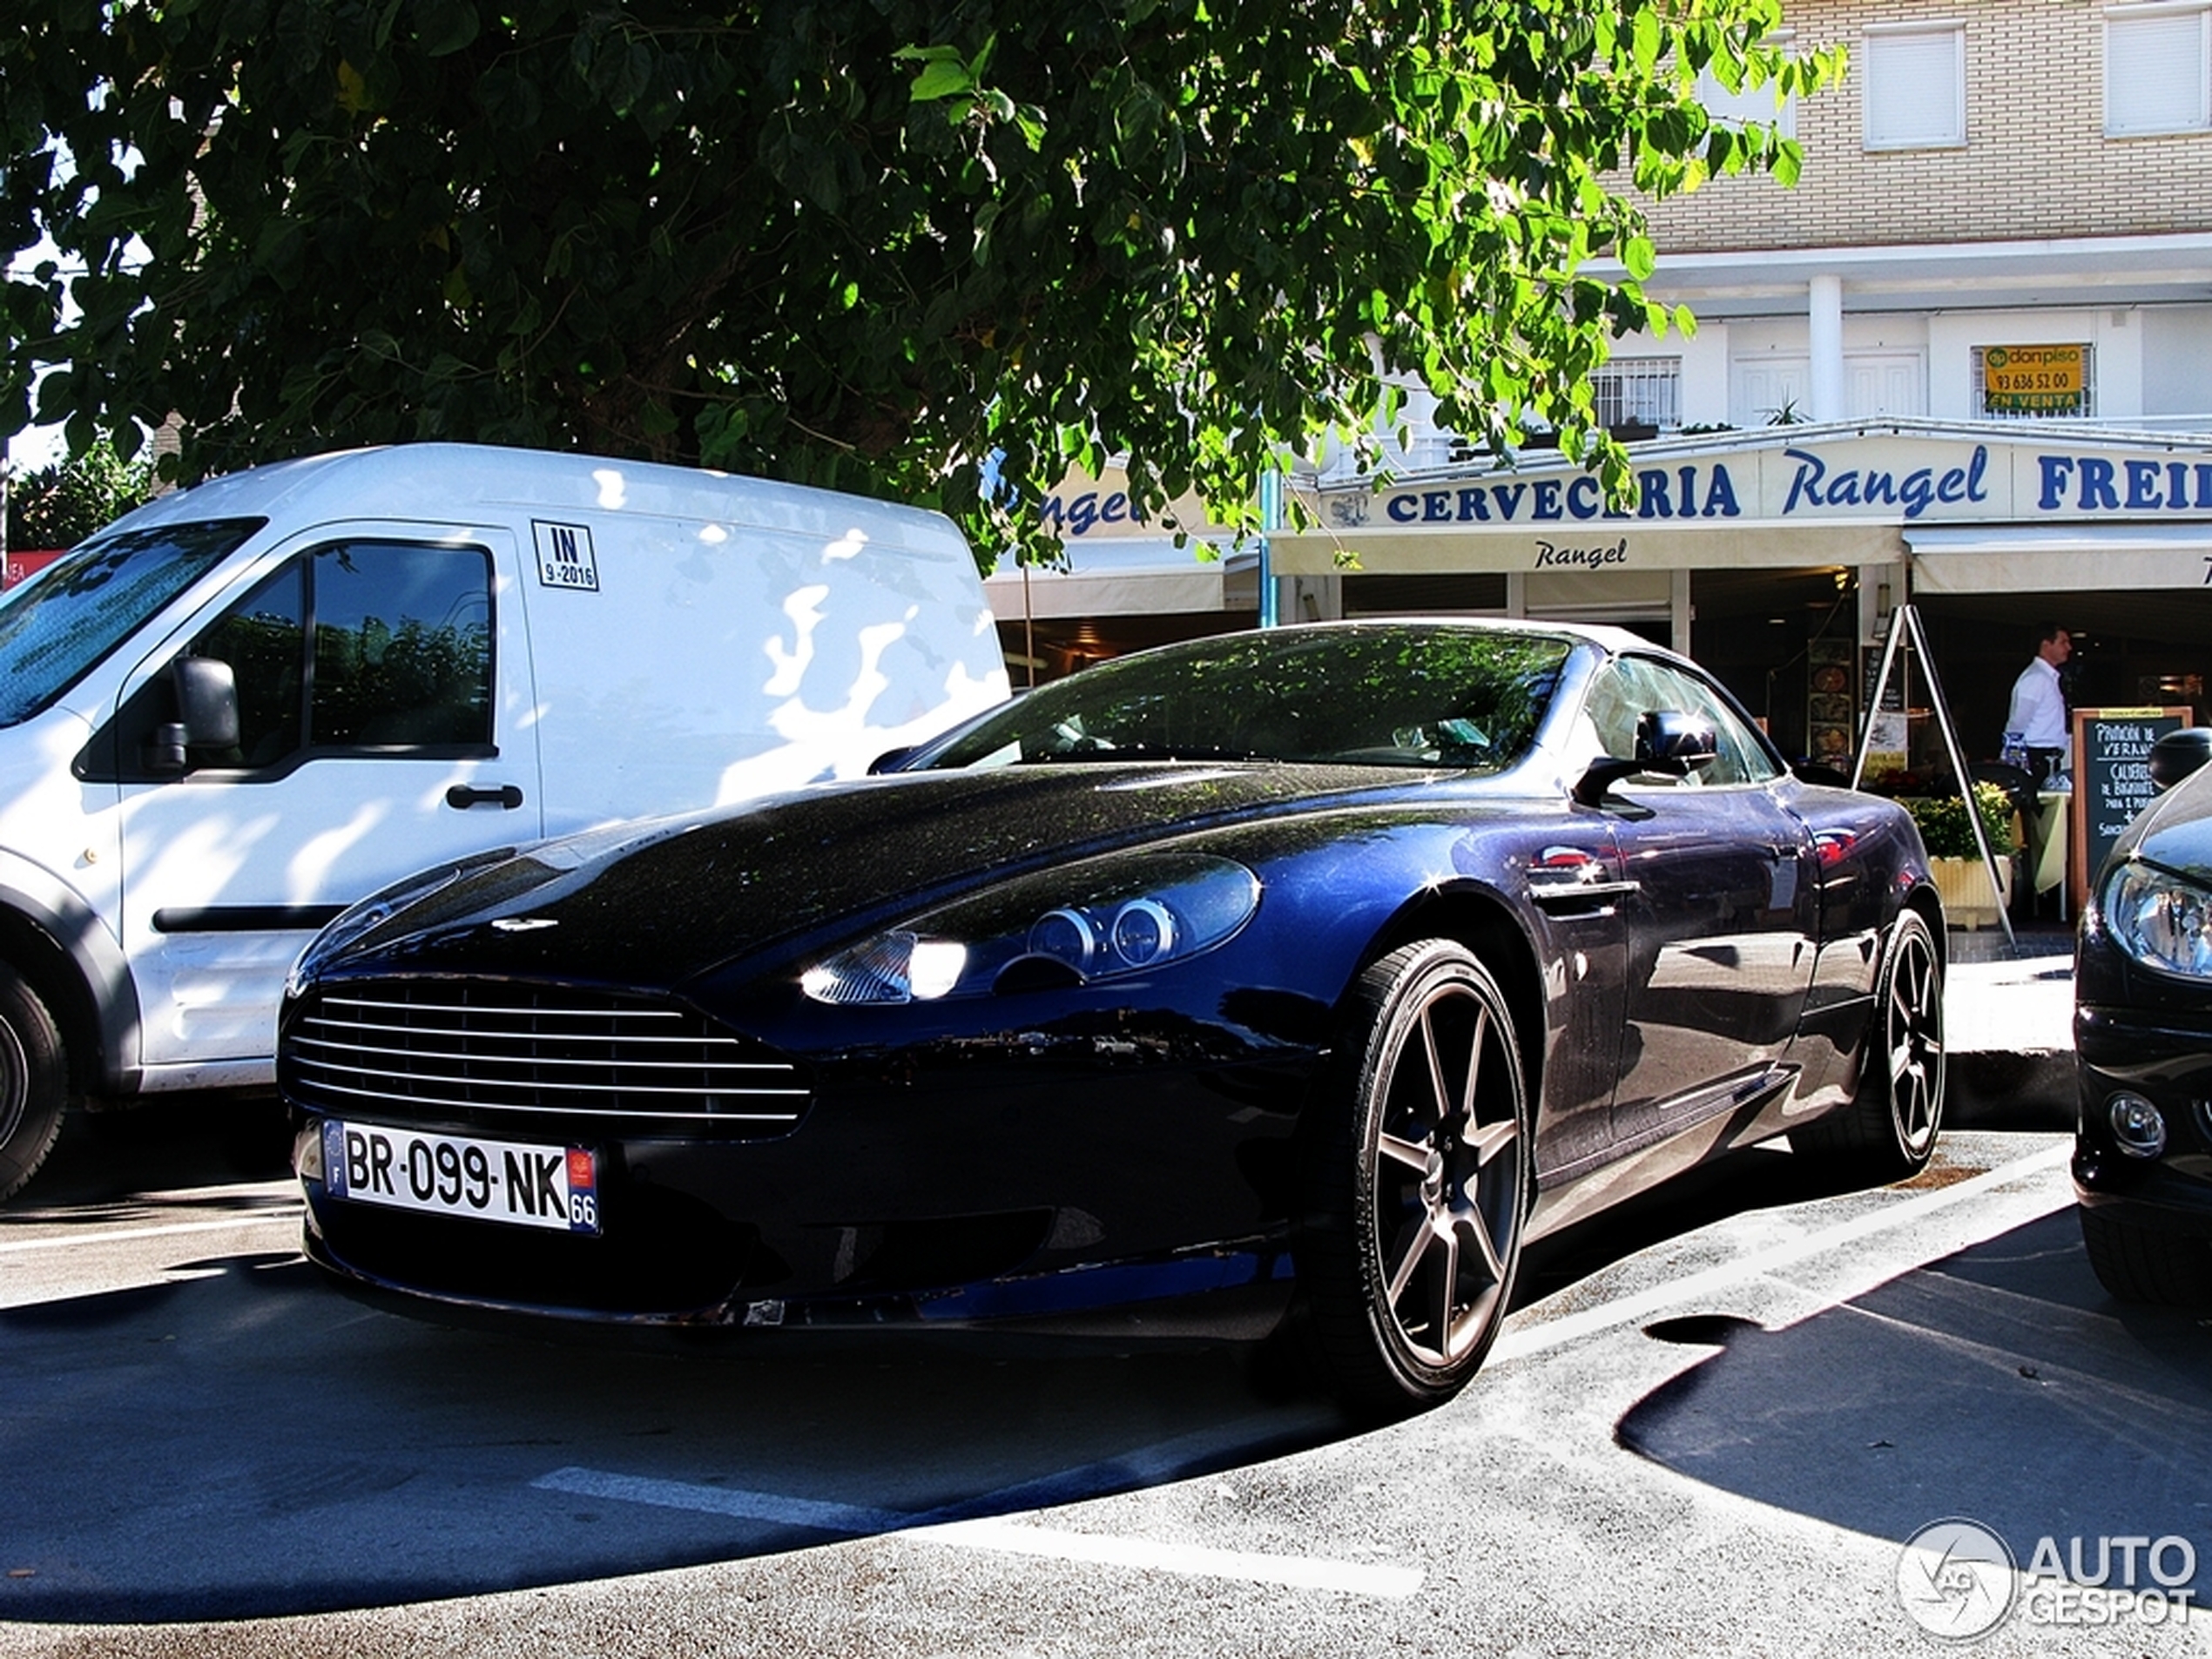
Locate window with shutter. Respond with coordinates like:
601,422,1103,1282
1863,24,1967,150
2107,5,2211,136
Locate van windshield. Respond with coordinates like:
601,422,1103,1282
0,518,266,727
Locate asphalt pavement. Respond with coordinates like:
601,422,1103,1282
1,916,2175,1659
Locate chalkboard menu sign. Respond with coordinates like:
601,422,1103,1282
2072,706,2193,906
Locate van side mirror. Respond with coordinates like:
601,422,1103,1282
174,657,240,747
145,657,241,772
2148,727,2212,792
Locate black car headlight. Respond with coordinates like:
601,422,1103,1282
800,853,1262,1005
2104,860,2212,980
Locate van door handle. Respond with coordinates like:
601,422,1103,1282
446,783,525,811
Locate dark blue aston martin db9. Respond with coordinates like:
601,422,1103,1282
280,620,1946,1414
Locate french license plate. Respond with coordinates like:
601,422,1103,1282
320,1119,600,1235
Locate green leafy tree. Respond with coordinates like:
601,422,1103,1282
4,442,158,550
3,1,1832,566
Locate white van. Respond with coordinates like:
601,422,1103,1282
0,443,1009,1197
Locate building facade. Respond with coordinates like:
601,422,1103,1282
1001,2,2212,779
1271,0,2212,771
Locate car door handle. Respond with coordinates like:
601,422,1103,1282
446,783,525,811
1530,879,1641,913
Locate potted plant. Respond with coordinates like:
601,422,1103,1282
1905,782,2020,929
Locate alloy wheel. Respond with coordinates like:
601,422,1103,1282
1368,972,1523,1367
1885,921,1944,1157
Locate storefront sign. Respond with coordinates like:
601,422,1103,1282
1033,467,1219,543
1305,431,2212,539
1361,466,1744,526
1269,519,1903,577
1982,345,2087,415
1780,444,1988,518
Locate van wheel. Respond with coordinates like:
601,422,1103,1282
1790,908,1944,1183
0,967,69,1203
1294,941,1528,1419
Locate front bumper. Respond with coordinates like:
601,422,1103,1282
2071,1003,2212,1241
292,1040,1318,1331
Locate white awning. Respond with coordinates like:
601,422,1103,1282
1905,523,2212,592
1270,517,1902,576
984,541,1258,618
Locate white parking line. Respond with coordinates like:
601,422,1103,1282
0,1210,302,1255
529,1464,1422,1599
532,1467,909,1534
1490,1140,2074,1366
906,1516,1424,1599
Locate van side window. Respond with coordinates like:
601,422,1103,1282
189,563,304,767
308,543,492,747
165,541,493,775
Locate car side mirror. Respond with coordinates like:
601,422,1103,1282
145,657,241,772
1572,711,1720,807
867,745,916,776
2148,727,2212,792
1635,710,1719,773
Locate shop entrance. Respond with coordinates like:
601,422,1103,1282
1915,590,2212,769
1689,566,1865,770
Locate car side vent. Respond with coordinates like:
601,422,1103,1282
281,980,808,1137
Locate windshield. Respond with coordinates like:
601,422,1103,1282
915,626,1574,772
0,518,266,727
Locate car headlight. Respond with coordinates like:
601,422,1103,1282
800,853,1262,1005
2104,860,2212,979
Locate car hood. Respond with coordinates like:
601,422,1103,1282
2120,763,2212,883
307,762,1460,988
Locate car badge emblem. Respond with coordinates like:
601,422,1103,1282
490,917,558,932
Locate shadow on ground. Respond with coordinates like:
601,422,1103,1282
0,1212,1405,1626
1617,1207,2212,1590
0,1108,2077,1623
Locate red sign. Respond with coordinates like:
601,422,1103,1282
3,550,64,589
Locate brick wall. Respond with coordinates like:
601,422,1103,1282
1642,0,2212,251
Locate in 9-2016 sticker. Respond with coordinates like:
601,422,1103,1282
533,521,600,592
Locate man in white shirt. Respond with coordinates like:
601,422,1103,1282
2006,623,2072,785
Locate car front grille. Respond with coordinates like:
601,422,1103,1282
281,980,808,1138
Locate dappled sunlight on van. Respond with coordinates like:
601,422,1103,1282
287,800,393,903
764,584,832,699
125,802,283,904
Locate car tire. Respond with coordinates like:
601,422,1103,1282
2080,1205,2212,1307
1294,940,1529,1418
1790,907,1944,1183
0,965,69,1203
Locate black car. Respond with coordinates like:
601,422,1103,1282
280,620,1946,1414
2074,730,2212,1305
